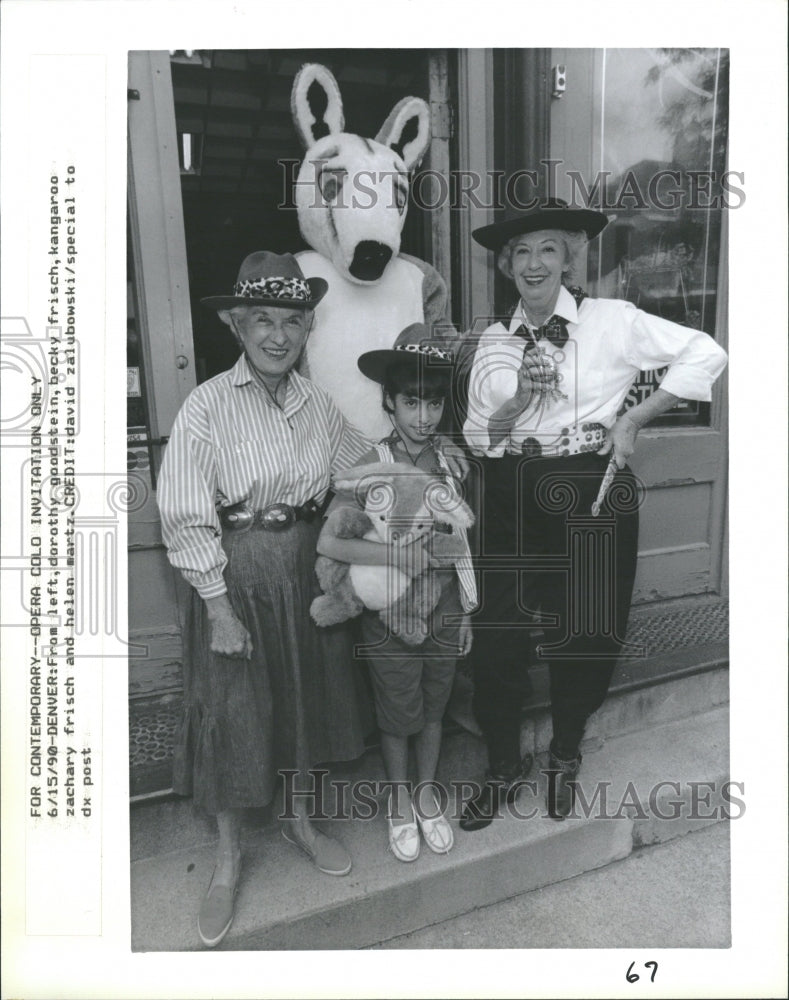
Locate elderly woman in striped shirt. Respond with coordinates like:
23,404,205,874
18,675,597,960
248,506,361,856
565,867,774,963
158,252,372,948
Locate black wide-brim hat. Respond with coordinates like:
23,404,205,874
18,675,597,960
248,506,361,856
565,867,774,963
472,198,609,252
201,251,328,311
358,322,455,385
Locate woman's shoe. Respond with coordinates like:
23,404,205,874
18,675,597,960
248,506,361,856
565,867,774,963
281,825,352,876
197,866,239,948
416,810,454,854
387,807,420,863
546,749,582,820
460,753,535,832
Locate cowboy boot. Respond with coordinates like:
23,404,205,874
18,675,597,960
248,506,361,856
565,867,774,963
546,745,582,820
459,753,535,832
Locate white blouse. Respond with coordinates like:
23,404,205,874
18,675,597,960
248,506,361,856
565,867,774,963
462,285,728,457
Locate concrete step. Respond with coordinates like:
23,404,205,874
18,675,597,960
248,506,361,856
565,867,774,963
130,704,730,951
130,655,728,862
372,821,731,950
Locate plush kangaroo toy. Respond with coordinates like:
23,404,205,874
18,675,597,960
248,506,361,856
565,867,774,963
291,63,451,440
311,462,474,646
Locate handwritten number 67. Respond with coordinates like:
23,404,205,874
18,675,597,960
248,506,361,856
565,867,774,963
626,961,658,983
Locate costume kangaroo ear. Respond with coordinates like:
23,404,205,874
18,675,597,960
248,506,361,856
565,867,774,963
291,63,345,149
375,96,431,170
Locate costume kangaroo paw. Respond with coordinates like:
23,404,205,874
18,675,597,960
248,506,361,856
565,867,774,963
310,594,360,627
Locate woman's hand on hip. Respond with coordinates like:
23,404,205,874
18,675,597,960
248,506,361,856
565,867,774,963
598,413,639,468
600,388,681,467
204,594,253,659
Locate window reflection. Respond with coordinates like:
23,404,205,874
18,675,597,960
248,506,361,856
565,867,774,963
587,48,728,426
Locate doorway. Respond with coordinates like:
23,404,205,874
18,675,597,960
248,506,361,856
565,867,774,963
127,48,451,796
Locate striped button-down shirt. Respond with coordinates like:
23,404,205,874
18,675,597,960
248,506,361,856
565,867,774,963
158,353,370,598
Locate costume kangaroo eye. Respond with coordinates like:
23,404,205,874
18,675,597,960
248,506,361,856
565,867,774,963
318,168,347,202
393,182,407,215
379,515,386,521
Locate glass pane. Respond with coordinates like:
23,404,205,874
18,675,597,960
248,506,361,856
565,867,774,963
587,48,728,426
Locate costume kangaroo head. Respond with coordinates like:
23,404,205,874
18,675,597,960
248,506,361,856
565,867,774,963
291,63,431,285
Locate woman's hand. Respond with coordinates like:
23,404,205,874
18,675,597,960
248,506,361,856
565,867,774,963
204,594,253,659
598,413,639,468
516,349,557,400
210,614,253,658
599,388,682,468
457,614,473,656
487,349,557,448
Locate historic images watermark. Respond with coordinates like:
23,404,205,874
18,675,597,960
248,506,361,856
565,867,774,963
277,158,746,213
279,770,746,823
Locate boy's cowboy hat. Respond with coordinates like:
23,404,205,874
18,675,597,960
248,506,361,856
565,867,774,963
471,198,609,252
201,251,328,311
357,323,455,385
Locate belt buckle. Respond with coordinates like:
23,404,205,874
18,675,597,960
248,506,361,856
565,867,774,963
260,502,296,531
220,499,255,533
298,499,321,523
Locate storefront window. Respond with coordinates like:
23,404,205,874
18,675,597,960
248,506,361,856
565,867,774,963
586,48,729,426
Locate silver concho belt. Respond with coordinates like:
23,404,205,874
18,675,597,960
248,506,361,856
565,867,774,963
219,498,322,533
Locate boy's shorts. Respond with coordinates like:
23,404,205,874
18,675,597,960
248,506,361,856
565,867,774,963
358,572,463,737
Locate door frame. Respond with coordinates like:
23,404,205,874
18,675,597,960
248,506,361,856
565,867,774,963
128,51,196,455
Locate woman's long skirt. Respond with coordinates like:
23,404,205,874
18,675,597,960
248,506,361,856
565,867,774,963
172,520,368,816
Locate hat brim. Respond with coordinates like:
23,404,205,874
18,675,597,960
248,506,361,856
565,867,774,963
200,277,328,312
358,347,454,385
472,208,609,251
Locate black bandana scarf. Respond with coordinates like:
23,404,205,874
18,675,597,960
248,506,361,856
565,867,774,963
512,285,588,349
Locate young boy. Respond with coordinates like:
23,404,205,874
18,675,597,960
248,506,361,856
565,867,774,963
317,323,477,862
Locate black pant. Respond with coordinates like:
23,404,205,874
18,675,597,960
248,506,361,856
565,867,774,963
470,452,640,770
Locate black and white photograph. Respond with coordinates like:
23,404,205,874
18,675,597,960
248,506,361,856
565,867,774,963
1,3,787,999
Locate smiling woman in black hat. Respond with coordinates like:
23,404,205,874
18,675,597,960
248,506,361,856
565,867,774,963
158,252,372,947
459,201,728,829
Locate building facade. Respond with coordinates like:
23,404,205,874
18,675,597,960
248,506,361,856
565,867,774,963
127,49,729,796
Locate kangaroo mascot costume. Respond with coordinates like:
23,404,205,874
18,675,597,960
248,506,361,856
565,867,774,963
290,63,478,734
290,63,452,440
